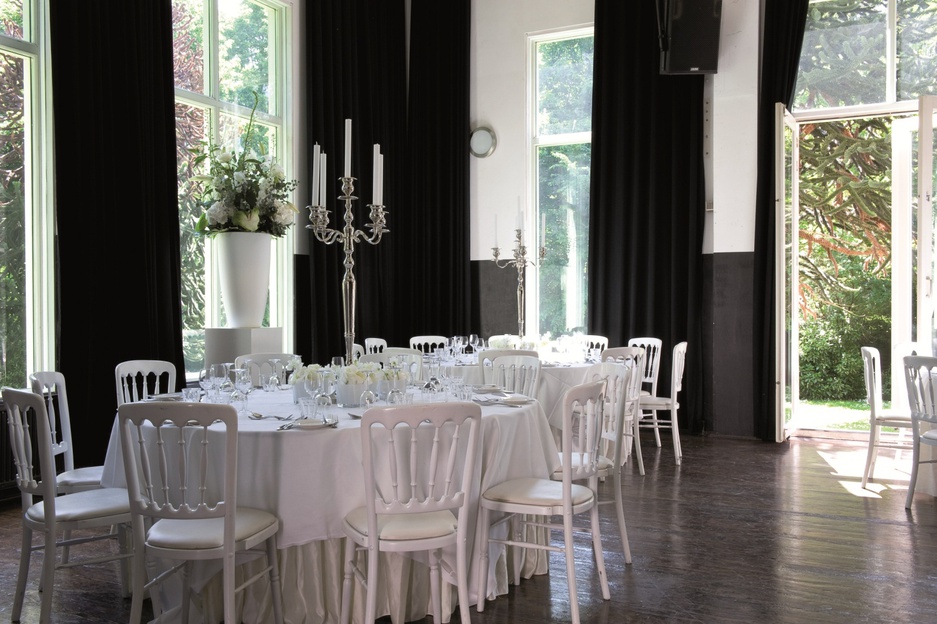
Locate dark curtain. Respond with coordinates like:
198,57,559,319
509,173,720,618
588,0,705,433
302,0,470,364
50,0,183,467
753,0,809,441
303,1,407,364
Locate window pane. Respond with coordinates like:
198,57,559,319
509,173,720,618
219,110,275,158
0,0,26,41
0,50,27,386
536,37,593,136
173,0,205,94
219,0,272,113
793,0,887,109
538,143,590,336
897,0,937,101
176,102,208,374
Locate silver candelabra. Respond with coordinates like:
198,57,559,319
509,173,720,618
307,176,388,365
492,229,546,337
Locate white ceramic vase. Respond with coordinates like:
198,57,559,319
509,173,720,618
216,231,271,328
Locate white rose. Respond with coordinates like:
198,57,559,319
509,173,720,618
218,151,233,164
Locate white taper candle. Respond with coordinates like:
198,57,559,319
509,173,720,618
373,144,380,205
319,153,328,207
344,119,352,178
311,143,320,206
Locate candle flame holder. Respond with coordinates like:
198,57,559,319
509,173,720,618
307,176,388,365
492,229,547,337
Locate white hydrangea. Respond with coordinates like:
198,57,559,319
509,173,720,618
206,201,233,226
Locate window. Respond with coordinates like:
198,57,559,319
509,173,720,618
794,0,937,110
172,0,292,377
531,28,593,338
0,0,51,387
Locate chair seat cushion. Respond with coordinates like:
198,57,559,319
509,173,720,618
551,453,612,478
921,429,937,443
147,507,278,550
343,507,458,541
641,396,676,408
26,487,130,524
57,465,104,490
483,477,593,507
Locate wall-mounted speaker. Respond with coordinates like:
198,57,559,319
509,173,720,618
659,0,723,75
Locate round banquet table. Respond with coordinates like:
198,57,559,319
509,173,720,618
101,386,559,623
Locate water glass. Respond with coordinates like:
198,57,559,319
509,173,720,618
263,375,279,392
299,397,316,420
387,387,406,404
182,387,201,402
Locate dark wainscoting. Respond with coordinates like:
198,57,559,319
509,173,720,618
707,251,756,438
471,260,521,338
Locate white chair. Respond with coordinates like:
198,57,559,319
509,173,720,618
639,342,687,465
118,401,284,624
627,337,664,445
903,355,937,508
490,355,541,396
479,348,538,383
581,334,609,353
352,343,365,361
29,371,104,494
557,361,639,562
365,337,387,354
409,335,449,353
3,387,133,624
340,402,481,624
860,347,913,488
115,359,177,406
477,380,611,624
234,352,298,386
588,346,646,475
383,347,424,382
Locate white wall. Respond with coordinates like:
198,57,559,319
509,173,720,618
710,0,759,255
469,0,594,260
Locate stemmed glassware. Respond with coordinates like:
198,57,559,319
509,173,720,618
209,363,227,401
315,369,336,421
234,367,253,416
269,358,282,387
198,368,214,397
468,334,480,353
359,376,376,409
451,335,464,357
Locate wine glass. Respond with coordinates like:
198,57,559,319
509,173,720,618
316,369,336,421
269,358,282,387
451,335,464,357
359,377,377,409
387,386,405,404
468,334,480,353
209,363,227,401
331,356,345,369
198,368,213,396
234,368,253,416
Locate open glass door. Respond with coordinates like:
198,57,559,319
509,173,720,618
917,96,937,353
777,104,799,441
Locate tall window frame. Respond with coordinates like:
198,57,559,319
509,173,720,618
0,0,54,387
528,26,594,339
172,0,294,377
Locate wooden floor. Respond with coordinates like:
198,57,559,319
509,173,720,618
1,432,936,623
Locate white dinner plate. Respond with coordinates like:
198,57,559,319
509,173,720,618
295,417,338,430
501,397,532,406
146,393,183,401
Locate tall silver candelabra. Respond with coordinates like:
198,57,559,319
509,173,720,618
492,229,546,337
307,176,388,365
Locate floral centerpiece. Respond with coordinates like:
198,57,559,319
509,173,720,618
191,93,299,237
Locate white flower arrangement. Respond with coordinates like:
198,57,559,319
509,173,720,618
289,363,321,385
192,93,298,238
337,362,383,385
488,335,517,349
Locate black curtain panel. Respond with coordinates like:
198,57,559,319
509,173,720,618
400,0,472,339
303,0,408,364
753,0,810,441
50,0,183,467
588,0,705,433
302,0,469,364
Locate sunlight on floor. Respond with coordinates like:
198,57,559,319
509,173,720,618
816,444,911,498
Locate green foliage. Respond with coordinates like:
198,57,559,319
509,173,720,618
536,36,593,135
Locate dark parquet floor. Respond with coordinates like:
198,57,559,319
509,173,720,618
0,432,935,623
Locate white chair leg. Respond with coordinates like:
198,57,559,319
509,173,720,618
339,538,355,624
429,549,442,624
906,427,921,509
12,524,31,621
632,417,645,476
266,537,284,624
589,482,610,600
563,510,581,624
456,525,471,624
648,408,662,447
476,507,492,613
364,540,379,624
128,525,146,624
862,425,879,488
612,471,632,564
180,562,191,624
40,525,57,623
672,406,683,465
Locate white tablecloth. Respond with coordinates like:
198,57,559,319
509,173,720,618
102,388,559,623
